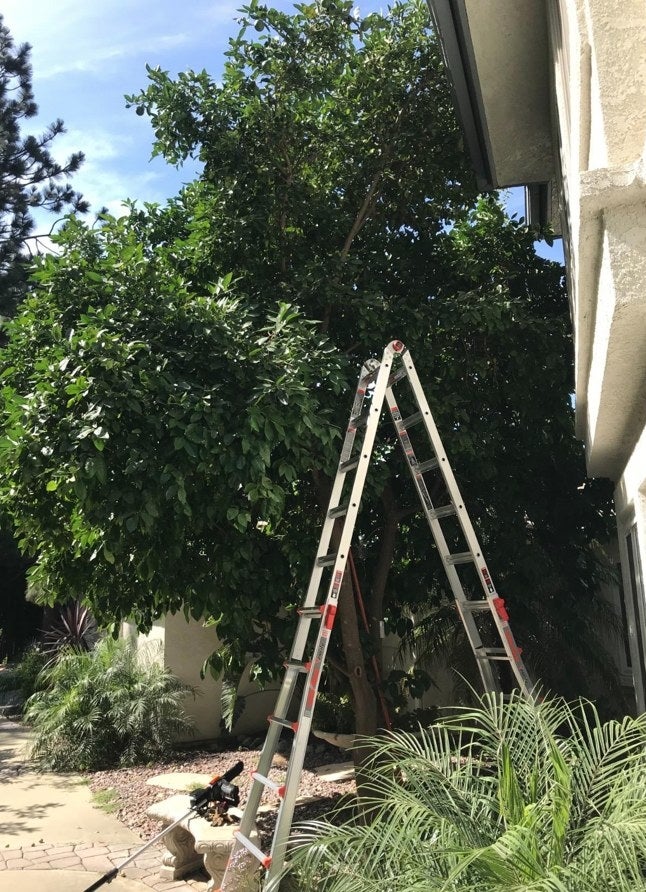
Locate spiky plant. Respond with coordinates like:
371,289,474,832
41,601,98,665
25,636,194,771
287,692,646,891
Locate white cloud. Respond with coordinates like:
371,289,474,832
0,0,304,235
52,126,197,213
2,1,240,80
39,33,193,79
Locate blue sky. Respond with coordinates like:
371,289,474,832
3,0,561,261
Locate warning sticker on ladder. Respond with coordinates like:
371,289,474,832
303,605,337,718
330,569,343,601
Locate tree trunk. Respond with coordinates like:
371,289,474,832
312,473,400,800
367,483,400,675
336,568,378,798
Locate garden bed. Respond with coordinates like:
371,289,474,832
88,738,356,844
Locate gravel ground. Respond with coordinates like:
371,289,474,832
88,737,356,844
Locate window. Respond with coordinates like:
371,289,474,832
621,524,646,711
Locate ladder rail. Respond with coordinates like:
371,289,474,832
386,349,533,697
385,381,497,693
264,348,400,883
219,351,400,890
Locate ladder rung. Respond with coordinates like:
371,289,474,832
298,606,324,618
349,413,369,431
417,457,439,472
401,411,423,429
269,715,299,732
428,504,456,520
284,659,311,672
360,366,380,387
251,771,286,798
339,458,360,473
475,648,509,661
445,551,474,565
234,830,272,869
316,552,338,567
328,503,348,519
388,367,408,386
461,600,491,612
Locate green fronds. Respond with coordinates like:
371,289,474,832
288,693,646,891
24,636,194,771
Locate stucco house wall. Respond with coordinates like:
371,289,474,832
428,0,646,708
122,614,279,741
547,0,646,710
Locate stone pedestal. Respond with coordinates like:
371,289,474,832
147,794,260,891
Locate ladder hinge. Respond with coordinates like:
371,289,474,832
324,603,338,630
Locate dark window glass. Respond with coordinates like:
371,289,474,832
626,528,646,695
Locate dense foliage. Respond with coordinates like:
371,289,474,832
0,0,616,732
25,637,194,770
0,12,86,661
289,693,646,891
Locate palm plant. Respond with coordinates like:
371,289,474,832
287,692,646,891
25,636,194,771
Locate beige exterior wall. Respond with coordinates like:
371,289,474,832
547,0,646,479
461,0,553,186
122,615,279,741
545,0,646,706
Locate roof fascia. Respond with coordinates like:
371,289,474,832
427,0,495,190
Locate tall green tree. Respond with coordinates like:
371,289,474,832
0,14,87,658
0,13,87,318
0,0,616,740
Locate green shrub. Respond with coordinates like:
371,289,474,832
25,637,194,771
290,692,646,891
17,645,47,701
313,693,355,734
0,645,47,704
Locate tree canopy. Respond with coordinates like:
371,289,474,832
0,0,617,729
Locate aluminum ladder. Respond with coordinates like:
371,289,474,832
217,339,533,891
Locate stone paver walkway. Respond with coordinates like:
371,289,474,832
0,717,211,889
0,840,207,889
